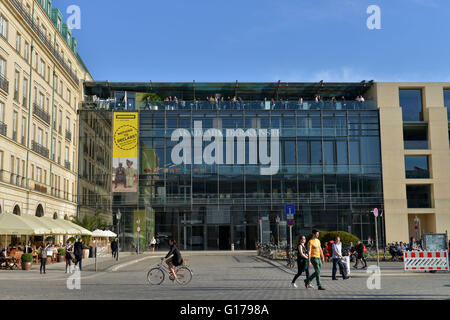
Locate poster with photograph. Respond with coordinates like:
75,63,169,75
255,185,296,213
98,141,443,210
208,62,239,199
112,112,139,193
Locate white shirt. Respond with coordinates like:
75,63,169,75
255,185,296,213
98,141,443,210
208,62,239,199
332,242,342,259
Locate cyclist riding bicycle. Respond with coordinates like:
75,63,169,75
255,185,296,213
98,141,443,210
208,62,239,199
164,240,183,281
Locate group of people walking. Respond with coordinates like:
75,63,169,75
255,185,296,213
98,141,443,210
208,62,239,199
38,238,88,274
290,230,350,290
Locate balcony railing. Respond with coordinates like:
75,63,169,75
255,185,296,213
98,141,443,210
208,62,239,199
64,161,71,170
0,121,7,137
0,74,9,93
85,99,379,112
404,140,429,150
31,141,49,158
13,90,19,102
65,130,72,141
22,96,27,108
33,103,50,124
9,0,80,85
21,135,25,146
12,131,17,142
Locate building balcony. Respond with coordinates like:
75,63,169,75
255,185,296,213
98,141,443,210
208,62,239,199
31,141,49,158
9,0,80,85
22,97,27,108
0,74,9,94
12,131,17,142
64,161,71,170
84,99,379,112
33,103,50,124
404,140,429,150
21,136,26,146
0,122,7,137
65,130,72,141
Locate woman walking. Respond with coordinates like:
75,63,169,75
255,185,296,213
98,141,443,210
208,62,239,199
40,243,50,275
65,240,74,273
290,236,313,288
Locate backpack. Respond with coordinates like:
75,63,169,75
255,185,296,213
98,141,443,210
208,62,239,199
40,247,47,259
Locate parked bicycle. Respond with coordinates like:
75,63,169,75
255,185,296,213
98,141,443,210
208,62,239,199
147,258,193,286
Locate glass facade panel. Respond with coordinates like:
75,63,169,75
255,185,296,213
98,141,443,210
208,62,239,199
444,89,450,121
80,93,383,251
406,185,432,208
399,89,424,121
405,156,430,179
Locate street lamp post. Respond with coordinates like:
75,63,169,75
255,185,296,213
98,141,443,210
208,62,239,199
136,217,141,255
276,216,280,245
116,210,121,261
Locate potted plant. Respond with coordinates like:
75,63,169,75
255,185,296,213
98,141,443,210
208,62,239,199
57,248,66,263
21,253,33,271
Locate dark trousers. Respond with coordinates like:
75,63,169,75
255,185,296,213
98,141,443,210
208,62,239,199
354,255,367,268
40,258,46,273
75,255,83,271
332,258,347,279
292,259,310,284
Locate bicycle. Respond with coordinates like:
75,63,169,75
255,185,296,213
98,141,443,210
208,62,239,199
286,250,296,269
147,258,193,286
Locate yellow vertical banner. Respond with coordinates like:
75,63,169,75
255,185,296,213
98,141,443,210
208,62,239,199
112,112,139,193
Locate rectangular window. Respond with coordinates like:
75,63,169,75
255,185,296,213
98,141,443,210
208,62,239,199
36,167,42,183
39,59,45,78
444,89,450,121
0,101,4,123
14,71,19,100
310,141,322,165
406,185,432,208
21,117,26,143
0,15,7,39
24,42,30,61
37,128,43,145
12,111,18,139
0,58,6,77
405,156,430,179
399,89,423,121
15,33,21,53
23,77,28,104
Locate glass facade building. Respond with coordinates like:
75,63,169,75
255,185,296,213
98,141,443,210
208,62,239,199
79,82,384,251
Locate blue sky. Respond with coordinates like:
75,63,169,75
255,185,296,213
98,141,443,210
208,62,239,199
55,0,450,82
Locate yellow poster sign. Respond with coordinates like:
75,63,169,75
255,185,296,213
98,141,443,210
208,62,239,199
112,112,139,193
113,112,139,158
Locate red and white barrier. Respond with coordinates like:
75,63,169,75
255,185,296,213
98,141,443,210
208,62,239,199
404,251,449,271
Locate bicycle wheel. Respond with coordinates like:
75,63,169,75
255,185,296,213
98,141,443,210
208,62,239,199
175,266,193,285
147,268,165,285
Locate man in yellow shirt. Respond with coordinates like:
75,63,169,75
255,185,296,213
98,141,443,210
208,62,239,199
305,229,326,290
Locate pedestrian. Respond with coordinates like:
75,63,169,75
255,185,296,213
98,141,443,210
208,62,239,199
353,240,367,269
305,229,326,290
40,242,50,275
131,241,138,254
74,238,88,271
111,239,118,259
290,236,312,288
65,240,74,273
332,237,349,280
150,236,156,253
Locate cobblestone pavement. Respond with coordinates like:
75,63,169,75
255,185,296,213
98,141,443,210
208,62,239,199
0,253,449,300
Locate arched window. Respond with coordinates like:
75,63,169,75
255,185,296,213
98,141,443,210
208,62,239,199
13,205,20,216
35,204,44,217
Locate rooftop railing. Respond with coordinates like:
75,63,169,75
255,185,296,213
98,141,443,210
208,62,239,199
84,99,378,112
